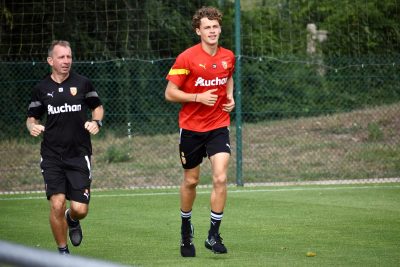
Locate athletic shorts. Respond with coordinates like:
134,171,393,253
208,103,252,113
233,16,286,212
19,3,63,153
179,127,231,169
40,155,92,204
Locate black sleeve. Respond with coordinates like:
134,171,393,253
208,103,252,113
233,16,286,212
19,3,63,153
27,85,45,119
84,79,102,110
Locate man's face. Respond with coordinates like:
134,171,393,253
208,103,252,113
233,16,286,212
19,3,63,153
47,45,72,75
196,17,221,46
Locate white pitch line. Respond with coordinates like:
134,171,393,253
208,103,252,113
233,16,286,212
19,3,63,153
0,184,399,201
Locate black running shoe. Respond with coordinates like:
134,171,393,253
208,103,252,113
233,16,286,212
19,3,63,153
65,209,83,247
180,224,195,257
205,233,227,254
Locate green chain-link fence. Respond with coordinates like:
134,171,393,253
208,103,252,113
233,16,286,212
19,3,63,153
1,55,399,191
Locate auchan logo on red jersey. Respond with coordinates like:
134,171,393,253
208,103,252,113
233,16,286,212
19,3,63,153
194,77,228,87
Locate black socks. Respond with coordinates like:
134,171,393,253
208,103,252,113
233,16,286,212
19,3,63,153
209,210,223,237
180,209,192,233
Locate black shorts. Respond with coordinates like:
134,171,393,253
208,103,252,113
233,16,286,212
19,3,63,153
179,127,231,169
40,155,92,204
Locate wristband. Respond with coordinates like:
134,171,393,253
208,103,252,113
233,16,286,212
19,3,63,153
92,120,103,128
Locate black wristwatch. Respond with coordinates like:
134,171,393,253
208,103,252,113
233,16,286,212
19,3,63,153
93,120,103,128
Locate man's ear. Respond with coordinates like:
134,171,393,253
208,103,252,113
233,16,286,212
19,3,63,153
47,57,53,66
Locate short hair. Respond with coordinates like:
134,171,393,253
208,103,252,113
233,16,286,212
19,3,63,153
192,6,223,31
48,40,71,57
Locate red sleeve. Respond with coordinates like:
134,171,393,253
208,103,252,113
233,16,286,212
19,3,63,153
166,52,190,87
230,55,236,77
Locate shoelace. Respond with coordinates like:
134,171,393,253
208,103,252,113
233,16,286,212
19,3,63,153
181,235,193,246
181,230,193,246
213,233,224,244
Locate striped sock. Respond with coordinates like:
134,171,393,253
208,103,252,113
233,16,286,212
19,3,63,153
58,245,69,254
209,210,223,237
181,209,192,233
66,209,78,227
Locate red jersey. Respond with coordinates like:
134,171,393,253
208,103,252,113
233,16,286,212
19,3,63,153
166,43,235,132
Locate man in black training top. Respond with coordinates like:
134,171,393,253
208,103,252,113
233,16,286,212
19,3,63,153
26,40,104,254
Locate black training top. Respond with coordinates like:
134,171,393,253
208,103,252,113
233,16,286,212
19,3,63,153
27,71,102,158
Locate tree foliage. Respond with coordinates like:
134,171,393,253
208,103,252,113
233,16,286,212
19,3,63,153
0,0,399,139
0,0,399,60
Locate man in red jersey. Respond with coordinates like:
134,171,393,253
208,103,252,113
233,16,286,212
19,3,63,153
165,6,235,257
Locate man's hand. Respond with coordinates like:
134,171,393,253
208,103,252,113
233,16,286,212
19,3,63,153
222,94,235,112
84,121,100,135
197,89,218,106
29,124,45,137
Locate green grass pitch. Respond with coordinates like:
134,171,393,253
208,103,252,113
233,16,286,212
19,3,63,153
1,183,399,266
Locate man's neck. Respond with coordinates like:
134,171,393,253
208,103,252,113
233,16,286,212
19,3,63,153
201,42,218,56
51,72,70,84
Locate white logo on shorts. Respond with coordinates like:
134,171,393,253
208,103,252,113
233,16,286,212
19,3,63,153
83,189,90,200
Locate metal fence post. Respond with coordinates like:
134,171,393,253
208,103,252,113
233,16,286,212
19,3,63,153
234,0,243,186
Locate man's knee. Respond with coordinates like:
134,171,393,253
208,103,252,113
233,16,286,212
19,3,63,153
70,202,89,220
213,174,227,187
50,194,66,214
183,168,200,188
183,175,199,188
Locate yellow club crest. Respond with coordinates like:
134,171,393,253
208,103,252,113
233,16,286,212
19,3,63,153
70,87,77,96
221,61,228,69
